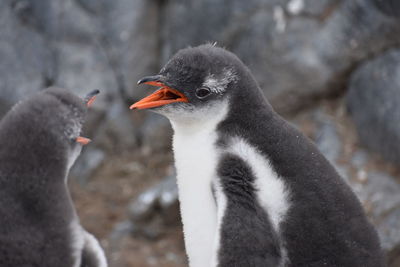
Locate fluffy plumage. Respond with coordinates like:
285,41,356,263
134,44,385,267
0,87,107,267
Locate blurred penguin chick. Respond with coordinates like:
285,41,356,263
0,87,107,267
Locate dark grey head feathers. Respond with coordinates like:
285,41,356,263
0,87,89,179
133,44,269,120
160,45,242,100
0,87,105,267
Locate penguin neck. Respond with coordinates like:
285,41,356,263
169,101,229,267
221,82,276,136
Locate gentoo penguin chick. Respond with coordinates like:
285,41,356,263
131,45,385,267
0,88,107,267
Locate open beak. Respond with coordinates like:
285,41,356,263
76,136,91,145
76,90,100,145
84,89,100,107
130,75,188,110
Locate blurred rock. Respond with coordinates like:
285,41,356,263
310,107,400,257
314,111,341,163
2,0,400,161
99,0,160,100
313,110,349,178
137,113,172,152
107,220,135,267
351,150,369,169
110,220,134,243
70,147,106,184
55,42,117,104
346,49,400,164
161,0,400,114
0,0,50,112
92,100,138,151
388,243,400,267
128,174,180,239
41,0,155,151
372,0,400,17
357,171,400,251
0,0,167,180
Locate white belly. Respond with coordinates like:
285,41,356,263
172,130,290,267
173,128,219,267
168,101,291,266
169,102,229,267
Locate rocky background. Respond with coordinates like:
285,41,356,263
1,0,400,266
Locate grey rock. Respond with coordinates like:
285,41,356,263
53,0,164,151
357,171,400,251
137,113,172,152
129,184,162,223
0,0,50,109
129,174,178,222
70,147,106,184
107,219,135,266
346,49,400,164
295,0,333,16
55,41,118,102
161,0,400,114
377,210,400,253
110,220,134,242
310,108,400,254
0,0,165,177
128,174,179,239
388,243,400,267
76,0,105,15
372,0,400,17
351,150,369,169
314,111,341,163
313,110,349,179
94,99,138,151
2,0,400,190
101,0,160,100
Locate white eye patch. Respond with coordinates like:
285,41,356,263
202,68,238,94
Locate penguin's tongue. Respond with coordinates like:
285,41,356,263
130,85,188,110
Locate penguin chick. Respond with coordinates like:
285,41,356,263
0,87,107,267
131,45,385,267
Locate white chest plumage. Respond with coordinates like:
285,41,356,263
70,219,85,267
70,219,108,267
170,101,289,267
170,103,229,267
227,137,289,232
173,128,219,267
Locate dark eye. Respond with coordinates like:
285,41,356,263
195,87,211,99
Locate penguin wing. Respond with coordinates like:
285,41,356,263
214,153,284,267
80,231,108,267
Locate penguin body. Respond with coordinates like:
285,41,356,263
0,88,107,267
132,44,385,267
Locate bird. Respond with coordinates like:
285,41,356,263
0,87,107,267
131,44,385,267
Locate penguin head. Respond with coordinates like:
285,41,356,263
42,88,100,169
45,88,100,169
0,87,99,171
131,44,258,123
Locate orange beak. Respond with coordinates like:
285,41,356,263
76,90,100,146
84,89,100,107
86,95,97,107
76,136,91,145
130,76,188,110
